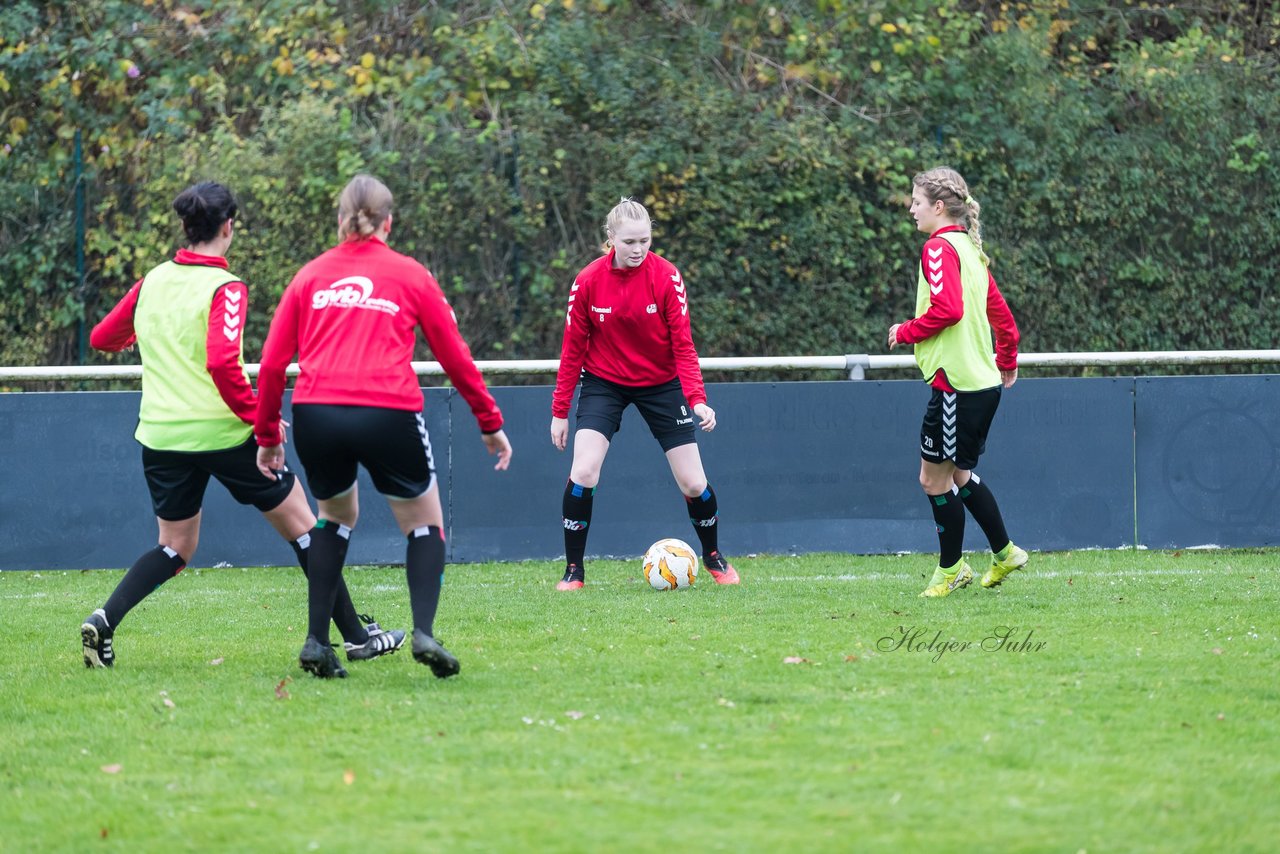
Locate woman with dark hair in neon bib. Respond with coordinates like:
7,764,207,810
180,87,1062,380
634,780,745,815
80,182,402,671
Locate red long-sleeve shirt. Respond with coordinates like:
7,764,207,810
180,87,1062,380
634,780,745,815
552,250,707,418
90,249,256,422
894,226,1019,391
255,236,502,447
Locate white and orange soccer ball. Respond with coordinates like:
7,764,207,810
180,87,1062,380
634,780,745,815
642,538,699,591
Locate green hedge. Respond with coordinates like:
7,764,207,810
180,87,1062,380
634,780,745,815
2,0,1277,372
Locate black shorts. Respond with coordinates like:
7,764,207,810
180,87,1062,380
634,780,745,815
142,436,295,521
920,386,1002,470
292,404,436,500
575,371,697,452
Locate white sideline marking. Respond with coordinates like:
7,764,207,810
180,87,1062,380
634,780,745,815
0,564,1259,601
774,567,1223,583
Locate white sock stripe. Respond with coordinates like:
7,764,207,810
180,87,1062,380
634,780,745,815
411,525,435,539
295,532,311,549
336,524,352,539
162,546,179,559
969,472,981,485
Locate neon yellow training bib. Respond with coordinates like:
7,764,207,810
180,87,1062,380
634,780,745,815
134,261,251,451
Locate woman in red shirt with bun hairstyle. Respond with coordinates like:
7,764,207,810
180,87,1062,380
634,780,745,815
550,198,740,591
256,174,513,680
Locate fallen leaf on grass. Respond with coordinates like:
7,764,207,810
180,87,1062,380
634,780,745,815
1212,648,1223,655
1067,578,1073,586
275,677,292,700
783,656,810,664
844,655,858,662
209,658,224,666
100,828,108,839
565,710,584,720
162,697,176,709
343,770,355,785
1217,713,1225,721
100,764,122,774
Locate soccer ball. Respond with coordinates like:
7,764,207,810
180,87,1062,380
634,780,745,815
642,538,699,591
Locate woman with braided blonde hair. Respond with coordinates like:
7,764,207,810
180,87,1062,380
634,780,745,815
549,198,740,591
887,167,1027,597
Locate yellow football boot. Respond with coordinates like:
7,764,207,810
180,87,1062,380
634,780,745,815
981,543,1028,588
919,559,974,597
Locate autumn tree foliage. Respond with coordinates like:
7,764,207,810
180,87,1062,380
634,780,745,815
2,1,1277,369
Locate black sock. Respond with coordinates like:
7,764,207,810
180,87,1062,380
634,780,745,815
928,489,966,568
685,485,720,559
102,546,186,628
958,473,1011,554
406,526,446,637
292,534,367,645
562,480,594,569
305,521,351,641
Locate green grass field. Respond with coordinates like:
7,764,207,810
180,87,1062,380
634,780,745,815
2,549,1277,852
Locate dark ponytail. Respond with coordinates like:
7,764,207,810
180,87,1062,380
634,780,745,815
172,181,237,245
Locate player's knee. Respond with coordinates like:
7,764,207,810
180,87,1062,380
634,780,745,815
919,472,947,494
161,537,196,564
677,477,707,498
569,468,601,488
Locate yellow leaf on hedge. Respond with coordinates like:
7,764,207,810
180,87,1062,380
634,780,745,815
360,53,375,69
880,23,897,33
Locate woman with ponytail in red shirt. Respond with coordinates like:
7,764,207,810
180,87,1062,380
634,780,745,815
256,174,512,679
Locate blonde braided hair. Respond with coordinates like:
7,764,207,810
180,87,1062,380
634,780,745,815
912,167,988,265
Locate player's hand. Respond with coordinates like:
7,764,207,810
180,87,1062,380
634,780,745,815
694,403,716,432
483,429,513,471
1001,368,1018,388
550,416,569,451
887,324,902,350
256,444,286,480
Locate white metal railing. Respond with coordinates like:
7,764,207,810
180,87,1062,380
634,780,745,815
1,350,1278,383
